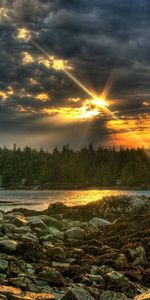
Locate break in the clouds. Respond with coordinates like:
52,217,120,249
0,0,150,149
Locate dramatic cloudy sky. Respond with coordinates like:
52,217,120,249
0,0,150,149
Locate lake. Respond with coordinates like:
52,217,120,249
0,189,150,211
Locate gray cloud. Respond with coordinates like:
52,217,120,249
0,0,150,148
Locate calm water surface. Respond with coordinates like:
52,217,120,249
0,189,150,211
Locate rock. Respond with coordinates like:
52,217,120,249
98,265,114,276
124,244,146,263
100,290,130,300
105,271,136,297
41,216,62,230
134,292,150,299
37,267,65,286
9,276,32,288
13,216,29,227
115,254,128,270
47,227,64,240
89,217,111,228
47,202,66,214
0,239,18,253
0,295,7,300
0,212,4,221
28,217,47,230
87,274,104,286
65,227,85,240
0,285,55,299
62,286,95,300
46,245,66,262
0,259,8,271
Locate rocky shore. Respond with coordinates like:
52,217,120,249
0,195,149,300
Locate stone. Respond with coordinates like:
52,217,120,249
89,217,111,228
47,227,64,240
124,244,146,262
9,276,32,288
98,265,114,276
0,259,8,271
134,292,150,300
0,295,7,300
0,239,18,253
87,274,104,286
105,271,136,297
65,227,85,240
28,217,47,230
0,212,4,221
46,245,66,262
115,254,128,270
0,285,55,299
100,290,130,300
62,286,95,300
37,267,65,286
41,216,62,230
13,216,29,227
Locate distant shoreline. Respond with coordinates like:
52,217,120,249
2,186,150,191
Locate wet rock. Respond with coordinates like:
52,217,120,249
28,217,47,230
0,259,8,271
46,245,66,262
37,267,65,286
41,216,63,230
124,244,146,263
16,240,44,262
62,286,95,300
134,292,150,299
0,212,4,221
47,227,64,240
98,265,114,276
89,217,111,228
105,271,137,297
87,274,105,286
65,227,85,240
0,239,18,254
9,276,33,288
0,285,55,299
13,216,29,227
115,254,128,270
47,202,67,215
100,290,130,300
69,248,85,259
0,295,7,300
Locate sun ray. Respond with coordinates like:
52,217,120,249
17,27,150,150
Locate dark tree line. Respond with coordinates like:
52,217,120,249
0,145,150,188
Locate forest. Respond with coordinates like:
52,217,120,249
0,145,150,188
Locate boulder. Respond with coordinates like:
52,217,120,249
46,245,66,262
28,217,47,230
41,216,62,230
0,239,18,253
13,216,29,227
124,244,146,263
47,227,64,240
100,290,130,300
0,259,8,271
37,267,65,286
65,227,85,240
134,292,150,299
87,274,104,286
0,212,4,221
105,271,136,297
62,286,95,300
0,285,55,299
89,217,111,228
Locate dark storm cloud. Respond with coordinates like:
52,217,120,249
0,0,150,148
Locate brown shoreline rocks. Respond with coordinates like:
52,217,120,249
0,195,149,299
